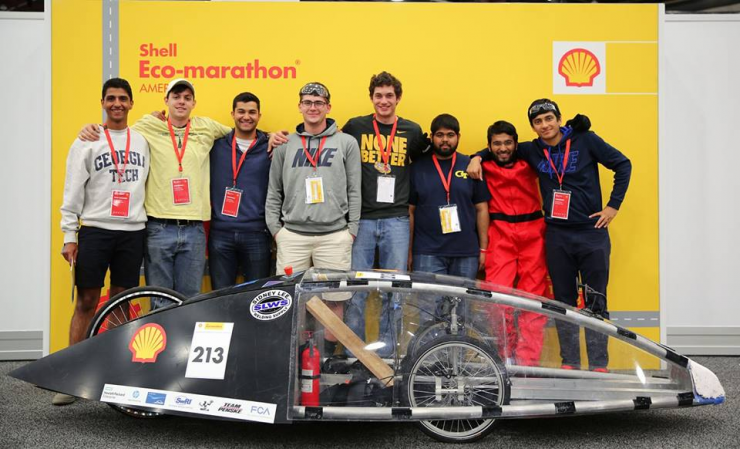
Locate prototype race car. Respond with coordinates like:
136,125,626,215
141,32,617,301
11,269,725,443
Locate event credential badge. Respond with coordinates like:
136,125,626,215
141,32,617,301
439,204,461,234
171,177,191,205
377,176,395,203
221,188,242,217
305,176,324,204
551,190,571,219
110,190,131,218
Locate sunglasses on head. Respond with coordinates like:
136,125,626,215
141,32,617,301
528,102,558,117
300,83,329,99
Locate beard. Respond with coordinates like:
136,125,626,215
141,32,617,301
432,144,457,158
492,150,518,167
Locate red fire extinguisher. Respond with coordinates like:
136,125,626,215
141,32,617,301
300,332,321,406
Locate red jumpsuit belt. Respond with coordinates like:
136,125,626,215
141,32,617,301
489,211,543,223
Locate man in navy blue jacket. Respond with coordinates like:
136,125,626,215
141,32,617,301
468,100,631,371
209,92,272,289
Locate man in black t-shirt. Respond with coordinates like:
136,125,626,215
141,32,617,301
342,72,428,356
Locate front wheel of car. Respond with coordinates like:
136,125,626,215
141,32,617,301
402,335,510,443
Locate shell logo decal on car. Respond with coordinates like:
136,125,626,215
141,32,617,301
129,323,167,363
558,48,601,87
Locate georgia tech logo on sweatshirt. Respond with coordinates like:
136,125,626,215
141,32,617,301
94,150,146,183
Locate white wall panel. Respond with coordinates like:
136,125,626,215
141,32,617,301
0,12,50,359
662,15,740,354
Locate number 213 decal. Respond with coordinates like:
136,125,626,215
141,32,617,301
191,346,224,364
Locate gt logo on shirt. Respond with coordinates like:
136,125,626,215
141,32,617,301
455,170,468,179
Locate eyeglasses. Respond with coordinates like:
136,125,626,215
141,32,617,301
300,100,328,108
528,102,558,117
300,83,330,99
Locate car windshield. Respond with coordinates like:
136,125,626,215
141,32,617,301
290,268,694,418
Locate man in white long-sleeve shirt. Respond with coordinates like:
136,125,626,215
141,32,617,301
56,78,150,405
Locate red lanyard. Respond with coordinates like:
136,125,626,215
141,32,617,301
300,136,327,171
231,134,258,187
372,116,398,171
543,139,571,189
167,118,191,173
432,152,457,204
103,126,131,184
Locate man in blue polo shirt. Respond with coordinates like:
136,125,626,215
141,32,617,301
208,92,272,289
410,113,490,280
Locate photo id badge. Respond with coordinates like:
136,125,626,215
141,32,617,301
439,204,461,234
376,175,395,203
551,189,571,219
110,190,130,218
305,176,325,204
171,178,191,205
221,188,242,218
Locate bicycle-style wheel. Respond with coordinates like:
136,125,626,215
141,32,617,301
86,286,186,418
403,335,510,443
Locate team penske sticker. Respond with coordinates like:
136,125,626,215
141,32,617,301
100,383,276,424
185,322,234,380
249,290,292,321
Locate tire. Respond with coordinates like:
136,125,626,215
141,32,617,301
86,286,186,338
86,286,186,419
403,336,510,443
407,319,490,359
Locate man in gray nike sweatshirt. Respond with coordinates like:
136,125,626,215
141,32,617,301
265,82,361,353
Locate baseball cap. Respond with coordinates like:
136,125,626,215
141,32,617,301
299,82,330,101
166,78,195,97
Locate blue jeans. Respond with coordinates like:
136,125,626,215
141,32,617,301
345,217,410,356
208,229,271,290
145,220,207,305
412,254,479,326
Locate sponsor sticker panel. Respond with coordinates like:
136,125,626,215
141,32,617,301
100,384,277,424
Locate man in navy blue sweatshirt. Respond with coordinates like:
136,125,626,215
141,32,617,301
208,92,272,289
468,99,631,372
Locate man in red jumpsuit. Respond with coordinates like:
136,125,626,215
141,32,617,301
482,121,550,366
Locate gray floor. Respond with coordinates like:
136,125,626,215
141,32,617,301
1,357,737,449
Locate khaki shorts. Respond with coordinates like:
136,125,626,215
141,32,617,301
275,227,353,301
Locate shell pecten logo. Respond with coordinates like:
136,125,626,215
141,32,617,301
129,323,167,363
558,48,601,87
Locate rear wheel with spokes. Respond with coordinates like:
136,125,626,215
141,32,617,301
407,319,490,359
86,286,185,337
86,286,186,418
403,336,510,443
